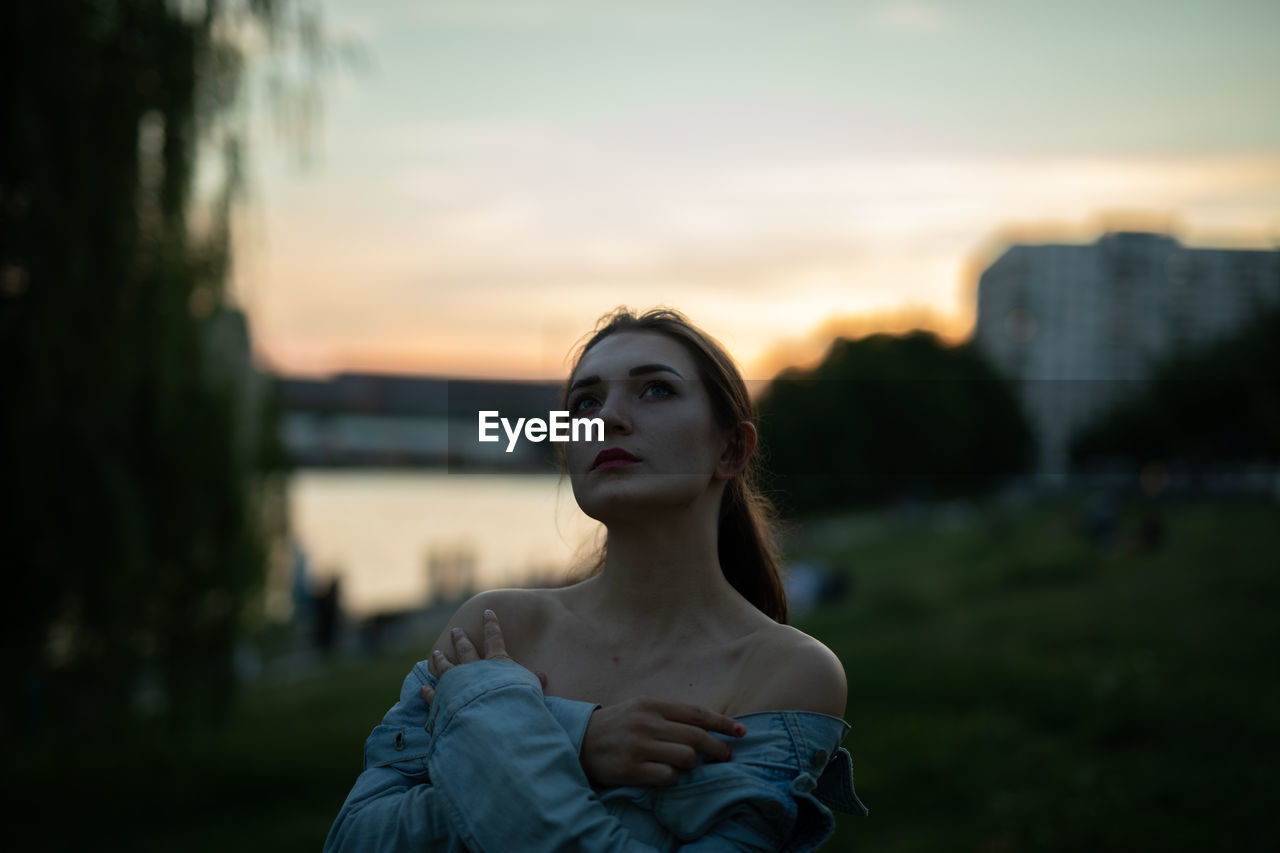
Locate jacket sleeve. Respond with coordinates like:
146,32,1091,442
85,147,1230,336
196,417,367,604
424,660,782,853
323,661,600,852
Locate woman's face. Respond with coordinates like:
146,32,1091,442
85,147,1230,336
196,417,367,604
565,330,733,523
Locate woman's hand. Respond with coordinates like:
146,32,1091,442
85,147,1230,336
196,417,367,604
421,609,545,704
581,697,747,788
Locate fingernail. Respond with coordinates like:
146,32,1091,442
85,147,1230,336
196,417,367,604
451,627,462,637
734,724,746,736
433,649,443,659
483,609,495,620
725,748,733,761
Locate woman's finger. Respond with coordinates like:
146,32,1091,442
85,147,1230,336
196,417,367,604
643,741,702,772
432,648,454,674
420,684,435,704
451,627,481,663
428,647,458,678
637,761,682,787
658,721,734,762
659,699,746,738
481,609,510,660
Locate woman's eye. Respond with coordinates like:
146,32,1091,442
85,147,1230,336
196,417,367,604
642,381,675,399
569,394,599,414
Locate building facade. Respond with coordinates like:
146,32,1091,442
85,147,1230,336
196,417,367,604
974,231,1280,479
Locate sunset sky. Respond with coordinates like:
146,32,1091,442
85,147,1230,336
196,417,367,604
233,0,1280,381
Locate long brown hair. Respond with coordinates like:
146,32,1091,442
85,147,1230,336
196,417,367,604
562,307,789,624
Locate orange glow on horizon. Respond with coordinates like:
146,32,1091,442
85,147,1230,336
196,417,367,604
251,210,1279,384
256,307,979,383
748,307,975,380
253,341,579,382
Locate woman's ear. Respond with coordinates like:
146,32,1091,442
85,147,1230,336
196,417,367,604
714,421,757,480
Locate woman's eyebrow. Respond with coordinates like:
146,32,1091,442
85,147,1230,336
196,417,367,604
568,364,684,395
567,375,600,395
628,363,683,379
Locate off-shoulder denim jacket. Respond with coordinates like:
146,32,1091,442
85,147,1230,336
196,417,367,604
325,659,868,852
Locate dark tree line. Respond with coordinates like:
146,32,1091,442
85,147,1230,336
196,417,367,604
1072,306,1280,473
757,331,1033,515
0,1,304,737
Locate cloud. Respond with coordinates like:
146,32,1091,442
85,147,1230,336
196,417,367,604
413,1,568,27
256,98,1280,377
408,0,703,30
873,2,949,33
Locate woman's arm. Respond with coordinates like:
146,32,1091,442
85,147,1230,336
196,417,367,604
322,662,459,852
323,659,601,852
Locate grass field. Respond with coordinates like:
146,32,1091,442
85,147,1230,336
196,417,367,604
810,496,1280,852
8,496,1278,851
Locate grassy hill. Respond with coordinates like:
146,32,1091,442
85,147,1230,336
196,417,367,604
808,496,1279,851
8,497,1277,851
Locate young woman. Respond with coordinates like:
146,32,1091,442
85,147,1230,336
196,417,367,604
325,308,868,852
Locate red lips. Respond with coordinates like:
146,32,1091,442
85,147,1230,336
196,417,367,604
591,447,640,471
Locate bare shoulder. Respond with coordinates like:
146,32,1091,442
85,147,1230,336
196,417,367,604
427,587,554,661
731,623,848,718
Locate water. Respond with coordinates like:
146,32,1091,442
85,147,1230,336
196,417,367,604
288,470,604,618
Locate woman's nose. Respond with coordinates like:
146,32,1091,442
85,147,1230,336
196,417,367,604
595,393,632,434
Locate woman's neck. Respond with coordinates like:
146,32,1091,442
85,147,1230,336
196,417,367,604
578,507,757,643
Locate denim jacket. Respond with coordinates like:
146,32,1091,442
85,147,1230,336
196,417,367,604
325,659,868,852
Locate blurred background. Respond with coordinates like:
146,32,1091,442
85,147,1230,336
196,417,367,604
3,0,1278,850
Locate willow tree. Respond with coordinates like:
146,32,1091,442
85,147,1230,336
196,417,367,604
0,0,318,735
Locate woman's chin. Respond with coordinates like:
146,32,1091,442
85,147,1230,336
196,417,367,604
573,478,711,523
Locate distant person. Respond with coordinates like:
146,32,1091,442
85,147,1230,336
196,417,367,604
1138,510,1166,551
325,308,868,851
314,577,342,656
1083,490,1118,549
784,558,849,616
291,541,314,633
